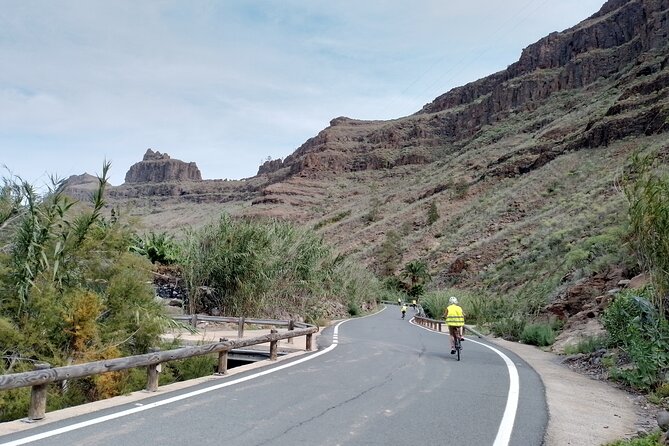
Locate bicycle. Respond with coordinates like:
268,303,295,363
454,335,462,361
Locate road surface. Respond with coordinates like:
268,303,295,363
0,307,547,445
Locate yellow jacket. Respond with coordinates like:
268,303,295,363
445,304,464,327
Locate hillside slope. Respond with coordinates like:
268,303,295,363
82,0,669,312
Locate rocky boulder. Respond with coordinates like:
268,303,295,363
124,149,202,184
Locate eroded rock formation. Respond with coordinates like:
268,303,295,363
124,149,202,184
257,0,669,178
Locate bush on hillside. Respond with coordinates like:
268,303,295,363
602,290,669,390
520,323,556,346
624,152,669,316
179,215,380,321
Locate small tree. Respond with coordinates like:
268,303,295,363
401,260,431,297
376,230,402,277
427,201,439,225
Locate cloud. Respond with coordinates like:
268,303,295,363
0,0,606,185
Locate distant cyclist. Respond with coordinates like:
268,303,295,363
444,296,465,354
411,299,417,310
401,304,408,319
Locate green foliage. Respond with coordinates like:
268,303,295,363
421,289,479,321
313,210,352,230
623,152,669,315
421,291,452,319
362,196,381,224
179,214,380,321
347,300,361,316
563,335,610,355
0,166,169,418
130,231,180,264
489,316,527,341
166,355,218,381
0,387,30,422
452,180,469,199
603,431,662,446
602,291,669,390
376,230,402,277
520,323,556,346
427,201,439,225
401,260,430,297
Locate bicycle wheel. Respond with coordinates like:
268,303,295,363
455,338,461,361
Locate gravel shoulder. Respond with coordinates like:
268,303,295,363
491,338,657,446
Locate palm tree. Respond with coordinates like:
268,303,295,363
401,260,431,297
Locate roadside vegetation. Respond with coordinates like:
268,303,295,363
0,165,173,421
178,214,381,323
0,166,383,421
401,147,669,444
1,144,668,437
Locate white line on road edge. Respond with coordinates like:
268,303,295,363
0,310,391,446
410,319,520,446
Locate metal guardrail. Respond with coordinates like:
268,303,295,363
413,314,484,338
0,316,318,421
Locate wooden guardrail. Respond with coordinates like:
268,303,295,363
0,316,318,421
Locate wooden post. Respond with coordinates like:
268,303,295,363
190,313,197,328
217,352,228,374
237,316,245,339
217,338,228,374
287,320,294,344
146,347,161,392
439,322,442,332
269,329,278,360
306,333,312,351
28,363,51,421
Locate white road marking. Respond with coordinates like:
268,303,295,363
410,319,520,446
0,307,388,446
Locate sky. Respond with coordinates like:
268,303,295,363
1,0,607,186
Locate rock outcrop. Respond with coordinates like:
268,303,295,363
60,173,100,201
124,149,202,184
257,0,669,178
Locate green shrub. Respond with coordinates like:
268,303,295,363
347,301,360,316
604,431,662,446
624,152,669,314
0,387,30,422
167,355,218,381
490,316,526,341
427,201,439,225
130,231,180,265
563,335,609,355
520,324,556,346
313,210,352,230
602,291,669,390
179,215,381,320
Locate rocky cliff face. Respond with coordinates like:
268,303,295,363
124,149,202,184
257,0,669,178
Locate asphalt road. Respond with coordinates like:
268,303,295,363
0,307,547,446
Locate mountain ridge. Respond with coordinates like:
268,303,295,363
65,0,669,316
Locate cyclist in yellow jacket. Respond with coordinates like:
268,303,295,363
444,296,465,354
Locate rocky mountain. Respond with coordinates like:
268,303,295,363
84,0,668,319
125,149,202,183
257,0,668,181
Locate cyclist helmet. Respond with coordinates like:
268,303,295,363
449,296,458,304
